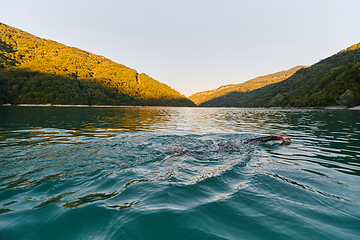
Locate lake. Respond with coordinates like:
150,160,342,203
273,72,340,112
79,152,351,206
0,106,359,240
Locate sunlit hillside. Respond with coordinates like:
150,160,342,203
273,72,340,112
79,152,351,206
189,66,306,105
0,23,195,106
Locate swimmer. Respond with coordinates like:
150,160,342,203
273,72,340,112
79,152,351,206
163,135,291,163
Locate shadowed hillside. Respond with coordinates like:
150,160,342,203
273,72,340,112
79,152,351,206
199,42,360,108
0,23,195,106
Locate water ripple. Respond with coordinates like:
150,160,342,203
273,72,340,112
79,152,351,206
1,107,359,240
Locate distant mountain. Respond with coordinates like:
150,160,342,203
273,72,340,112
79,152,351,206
189,66,305,105
199,42,360,108
0,23,195,106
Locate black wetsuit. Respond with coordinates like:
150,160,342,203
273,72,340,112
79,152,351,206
243,135,283,144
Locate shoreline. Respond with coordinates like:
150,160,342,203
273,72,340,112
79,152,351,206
1,103,143,108
2,103,360,110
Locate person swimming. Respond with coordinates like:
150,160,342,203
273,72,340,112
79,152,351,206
165,135,292,160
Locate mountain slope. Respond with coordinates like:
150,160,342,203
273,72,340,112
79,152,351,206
200,42,360,108
189,66,306,105
0,23,195,106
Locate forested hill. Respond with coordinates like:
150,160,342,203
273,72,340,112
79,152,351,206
0,23,195,106
189,65,305,105
200,42,360,108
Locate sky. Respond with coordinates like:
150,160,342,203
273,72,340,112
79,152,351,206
2,0,360,96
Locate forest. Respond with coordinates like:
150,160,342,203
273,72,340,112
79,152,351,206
0,23,195,106
2,22,359,108
199,42,360,108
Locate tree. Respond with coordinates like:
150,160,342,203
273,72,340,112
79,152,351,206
337,90,355,107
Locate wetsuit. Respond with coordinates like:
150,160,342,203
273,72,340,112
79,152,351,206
243,135,284,144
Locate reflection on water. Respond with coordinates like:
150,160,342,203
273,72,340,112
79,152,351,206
0,107,359,240
0,107,177,136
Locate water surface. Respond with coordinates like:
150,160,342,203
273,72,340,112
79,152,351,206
0,107,359,239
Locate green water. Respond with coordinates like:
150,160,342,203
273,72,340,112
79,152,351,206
0,107,359,239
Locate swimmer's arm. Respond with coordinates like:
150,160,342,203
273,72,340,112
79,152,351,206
244,135,291,143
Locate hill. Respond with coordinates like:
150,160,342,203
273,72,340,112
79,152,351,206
189,66,305,105
200,42,360,108
0,23,195,106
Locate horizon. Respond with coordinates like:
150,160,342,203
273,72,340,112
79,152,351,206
2,0,360,97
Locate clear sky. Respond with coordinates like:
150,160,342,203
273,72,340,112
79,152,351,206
2,0,360,96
